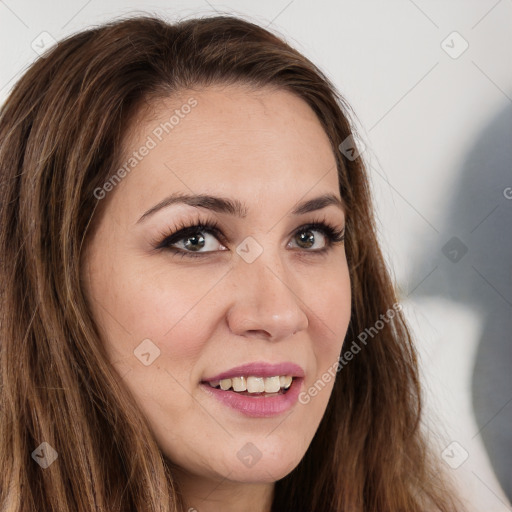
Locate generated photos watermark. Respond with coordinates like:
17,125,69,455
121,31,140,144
298,302,403,404
93,97,198,200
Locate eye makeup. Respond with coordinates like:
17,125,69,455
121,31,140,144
150,214,345,259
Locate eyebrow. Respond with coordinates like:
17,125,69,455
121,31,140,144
137,192,345,224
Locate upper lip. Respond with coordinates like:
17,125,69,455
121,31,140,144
201,361,305,382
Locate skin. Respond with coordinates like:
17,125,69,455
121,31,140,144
82,83,351,512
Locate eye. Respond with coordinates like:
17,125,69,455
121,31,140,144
288,222,345,253
168,230,223,253
153,219,227,258
153,217,345,259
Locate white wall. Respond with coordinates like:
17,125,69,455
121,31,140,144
2,1,511,509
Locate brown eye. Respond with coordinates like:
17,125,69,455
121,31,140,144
155,219,228,258
294,229,324,249
182,232,206,251
165,229,226,254
288,222,345,252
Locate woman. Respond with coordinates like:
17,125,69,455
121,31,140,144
0,14,463,512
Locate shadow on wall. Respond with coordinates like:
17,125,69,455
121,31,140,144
409,103,512,499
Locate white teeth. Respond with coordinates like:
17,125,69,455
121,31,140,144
219,378,232,390
206,375,295,393
246,376,265,393
232,376,247,392
264,376,281,393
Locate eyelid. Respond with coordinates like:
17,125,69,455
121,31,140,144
152,217,224,251
152,214,345,255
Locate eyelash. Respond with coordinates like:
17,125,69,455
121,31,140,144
152,215,345,259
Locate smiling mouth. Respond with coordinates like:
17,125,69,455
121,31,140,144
201,375,295,396
200,375,303,417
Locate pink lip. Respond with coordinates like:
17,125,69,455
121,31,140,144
201,361,305,382
200,377,304,418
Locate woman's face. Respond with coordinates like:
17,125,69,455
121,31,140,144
82,84,351,489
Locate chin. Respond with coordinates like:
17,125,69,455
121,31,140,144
223,438,305,482
227,459,299,483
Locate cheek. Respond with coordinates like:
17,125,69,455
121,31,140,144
83,256,225,417
89,263,218,430
306,262,351,351
96,259,221,349
291,262,350,413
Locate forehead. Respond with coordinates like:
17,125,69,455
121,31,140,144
110,84,341,222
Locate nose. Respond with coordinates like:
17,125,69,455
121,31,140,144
226,250,309,341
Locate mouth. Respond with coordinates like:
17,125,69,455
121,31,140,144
200,361,304,397
199,362,305,417
201,375,296,397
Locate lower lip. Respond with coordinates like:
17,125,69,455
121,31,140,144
200,378,303,418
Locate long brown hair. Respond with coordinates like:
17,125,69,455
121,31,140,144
0,14,462,511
